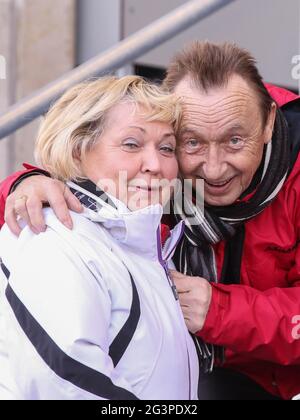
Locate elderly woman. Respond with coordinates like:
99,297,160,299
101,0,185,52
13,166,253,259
0,76,200,400
2,42,300,400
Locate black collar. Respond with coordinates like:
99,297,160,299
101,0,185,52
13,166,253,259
69,179,118,211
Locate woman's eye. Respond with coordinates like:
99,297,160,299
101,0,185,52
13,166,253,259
123,140,139,150
160,145,175,154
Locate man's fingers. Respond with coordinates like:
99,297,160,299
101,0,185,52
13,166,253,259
172,276,191,293
13,198,41,234
48,192,73,229
169,269,185,278
177,292,190,306
4,206,22,236
14,198,31,225
26,198,46,233
170,270,193,283
64,187,83,213
174,282,190,294
4,176,77,233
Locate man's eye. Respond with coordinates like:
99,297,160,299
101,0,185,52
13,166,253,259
229,137,244,149
187,139,199,147
182,138,203,153
183,139,201,150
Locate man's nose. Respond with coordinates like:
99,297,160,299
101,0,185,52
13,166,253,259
202,146,227,180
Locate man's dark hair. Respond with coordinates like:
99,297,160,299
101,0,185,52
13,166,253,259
164,41,275,124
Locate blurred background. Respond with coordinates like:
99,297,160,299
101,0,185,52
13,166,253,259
0,0,299,181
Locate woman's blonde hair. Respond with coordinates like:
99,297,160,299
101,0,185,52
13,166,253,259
35,75,181,181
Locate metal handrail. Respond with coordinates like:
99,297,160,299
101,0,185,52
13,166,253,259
0,0,236,140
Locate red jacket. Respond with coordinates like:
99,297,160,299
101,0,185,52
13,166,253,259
1,85,300,399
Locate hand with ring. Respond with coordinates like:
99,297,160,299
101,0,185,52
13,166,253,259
14,195,29,219
5,175,83,236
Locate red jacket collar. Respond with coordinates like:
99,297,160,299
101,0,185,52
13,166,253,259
265,83,299,107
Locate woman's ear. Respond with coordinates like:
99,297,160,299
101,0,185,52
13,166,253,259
73,146,82,164
264,102,277,145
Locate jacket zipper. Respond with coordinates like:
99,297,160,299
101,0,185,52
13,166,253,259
156,226,192,399
163,260,179,300
157,228,179,300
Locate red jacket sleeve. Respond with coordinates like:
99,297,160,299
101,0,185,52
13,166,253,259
198,281,300,365
0,164,42,228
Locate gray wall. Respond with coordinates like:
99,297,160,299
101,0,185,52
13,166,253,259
77,0,300,89
77,0,122,64
124,0,300,90
0,0,75,180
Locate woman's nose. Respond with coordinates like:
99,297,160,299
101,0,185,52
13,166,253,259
141,149,161,174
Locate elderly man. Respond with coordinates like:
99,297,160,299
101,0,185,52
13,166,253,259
1,42,300,400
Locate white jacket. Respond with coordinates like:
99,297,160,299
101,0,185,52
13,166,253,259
0,181,200,400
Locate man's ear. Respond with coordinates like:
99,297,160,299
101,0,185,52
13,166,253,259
264,102,277,145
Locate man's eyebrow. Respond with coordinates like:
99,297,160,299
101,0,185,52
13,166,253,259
180,124,247,135
178,128,199,137
223,124,245,133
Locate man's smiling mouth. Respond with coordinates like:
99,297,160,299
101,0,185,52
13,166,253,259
204,176,236,188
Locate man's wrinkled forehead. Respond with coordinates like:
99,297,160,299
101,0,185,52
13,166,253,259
174,75,262,128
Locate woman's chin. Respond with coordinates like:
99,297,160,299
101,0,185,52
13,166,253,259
126,191,169,211
127,201,159,211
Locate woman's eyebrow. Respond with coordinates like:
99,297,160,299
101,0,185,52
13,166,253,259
128,125,146,133
161,132,176,139
128,125,175,138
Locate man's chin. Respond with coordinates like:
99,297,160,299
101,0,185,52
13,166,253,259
204,193,240,207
